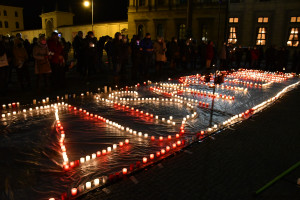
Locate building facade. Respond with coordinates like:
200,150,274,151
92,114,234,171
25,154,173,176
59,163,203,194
11,10,127,43
0,5,24,36
228,0,300,48
128,0,227,47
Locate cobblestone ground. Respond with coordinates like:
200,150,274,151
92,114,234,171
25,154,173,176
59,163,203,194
80,86,300,200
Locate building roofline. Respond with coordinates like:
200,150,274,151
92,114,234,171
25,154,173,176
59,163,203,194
0,4,23,9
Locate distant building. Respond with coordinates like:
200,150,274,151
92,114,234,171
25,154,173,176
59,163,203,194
0,5,24,36
128,0,300,49
128,0,227,47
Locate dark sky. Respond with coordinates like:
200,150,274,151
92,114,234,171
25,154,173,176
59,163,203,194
1,0,128,30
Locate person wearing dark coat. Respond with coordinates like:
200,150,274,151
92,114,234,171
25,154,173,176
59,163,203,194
130,35,142,81
83,31,98,79
140,33,153,79
168,37,180,69
72,31,84,75
112,32,123,85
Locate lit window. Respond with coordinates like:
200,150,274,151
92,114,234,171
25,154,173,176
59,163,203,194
228,27,237,44
290,16,300,23
178,24,186,40
229,17,238,23
256,27,266,45
287,28,299,47
258,17,268,23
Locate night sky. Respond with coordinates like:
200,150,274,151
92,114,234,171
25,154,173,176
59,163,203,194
2,0,128,30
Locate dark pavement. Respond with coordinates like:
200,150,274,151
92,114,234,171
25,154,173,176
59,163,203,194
80,85,300,200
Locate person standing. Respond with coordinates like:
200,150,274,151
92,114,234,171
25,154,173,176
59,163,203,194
83,31,97,80
0,40,9,95
205,41,214,69
130,35,141,81
153,36,167,80
33,34,51,90
112,32,123,85
140,33,153,79
168,37,180,69
72,31,84,75
13,39,30,89
47,32,65,89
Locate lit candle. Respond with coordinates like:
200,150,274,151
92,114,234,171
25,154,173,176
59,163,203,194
122,168,127,175
71,188,77,196
94,178,100,186
86,182,91,189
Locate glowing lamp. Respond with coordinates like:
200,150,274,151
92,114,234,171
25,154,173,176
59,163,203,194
71,188,77,196
122,168,127,175
86,182,91,189
94,178,100,186
166,146,170,151
150,154,154,159
86,155,90,161
125,139,129,144
143,157,147,163
80,157,85,163
97,151,101,157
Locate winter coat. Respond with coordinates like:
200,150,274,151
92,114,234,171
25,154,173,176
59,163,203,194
47,38,64,65
13,46,28,68
206,44,214,60
153,41,167,62
33,43,51,74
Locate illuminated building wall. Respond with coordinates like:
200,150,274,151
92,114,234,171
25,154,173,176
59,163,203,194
0,5,24,36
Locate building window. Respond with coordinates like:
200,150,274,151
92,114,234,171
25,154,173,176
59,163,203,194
4,10,7,16
256,27,266,45
176,0,187,5
178,24,186,40
156,24,164,38
290,16,300,23
228,27,237,44
287,28,299,47
200,24,208,42
258,17,268,23
15,11,18,17
4,21,8,28
229,17,238,23
138,24,144,38
139,0,145,6
0,21,2,28
16,22,20,29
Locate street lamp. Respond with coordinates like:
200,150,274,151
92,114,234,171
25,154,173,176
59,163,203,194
83,0,94,31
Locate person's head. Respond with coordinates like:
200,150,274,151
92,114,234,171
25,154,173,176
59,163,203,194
16,33,22,39
145,33,151,39
122,35,127,43
87,31,94,38
157,36,163,43
39,34,46,45
78,31,83,38
115,32,122,40
51,32,59,41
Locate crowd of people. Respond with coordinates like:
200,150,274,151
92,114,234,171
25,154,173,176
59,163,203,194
0,30,300,96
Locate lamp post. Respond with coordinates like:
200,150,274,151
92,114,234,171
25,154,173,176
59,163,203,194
83,0,94,31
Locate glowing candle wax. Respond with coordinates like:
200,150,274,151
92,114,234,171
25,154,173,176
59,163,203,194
94,178,100,186
86,182,91,189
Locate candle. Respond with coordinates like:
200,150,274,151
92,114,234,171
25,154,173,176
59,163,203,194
71,188,77,196
2,104,6,109
86,182,91,189
33,99,36,104
94,178,100,186
142,157,147,163
122,168,127,175
150,154,154,159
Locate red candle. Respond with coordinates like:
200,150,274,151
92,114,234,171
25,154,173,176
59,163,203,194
97,151,101,157
119,142,124,147
159,136,163,141
166,146,170,151
156,152,161,157
168,135,171,140
71,188,77,196
143,157,147,163
125,139,129,144
151,136,155,141
122,168,127,175
150,154,154,159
